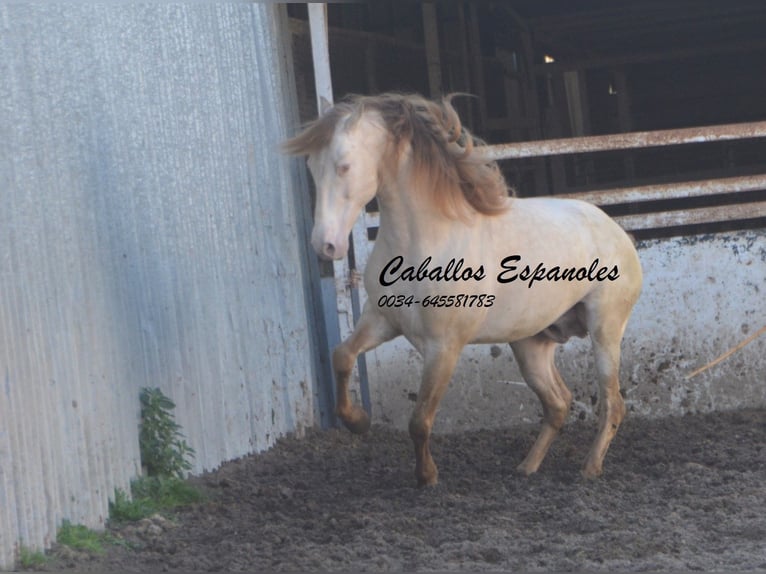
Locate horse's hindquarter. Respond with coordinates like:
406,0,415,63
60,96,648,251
484,198,641,338
363,197,641,348
483,198,641,340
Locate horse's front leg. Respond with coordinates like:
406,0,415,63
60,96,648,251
333,305,398,434
409,341,463,487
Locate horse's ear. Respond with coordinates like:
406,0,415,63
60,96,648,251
319,96,333,115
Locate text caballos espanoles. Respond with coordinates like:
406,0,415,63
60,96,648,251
379,255,620,289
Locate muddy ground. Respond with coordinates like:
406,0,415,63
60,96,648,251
38,407,766,572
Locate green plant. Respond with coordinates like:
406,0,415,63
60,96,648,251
109,476,204,523
56,521,129,555
109,487,156,523
107,390,201,525
132,475,203,507
139,387,195,478
18,546,48,569
56,521,106,555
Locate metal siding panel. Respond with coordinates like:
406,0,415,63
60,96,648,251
0,4,314,568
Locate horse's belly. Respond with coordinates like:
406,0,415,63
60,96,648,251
468,280,593,344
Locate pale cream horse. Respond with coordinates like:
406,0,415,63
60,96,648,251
284,93,642,487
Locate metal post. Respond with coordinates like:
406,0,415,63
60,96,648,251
307,3,371,421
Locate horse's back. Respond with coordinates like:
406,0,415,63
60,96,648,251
507,196,629,241
502,196,640,276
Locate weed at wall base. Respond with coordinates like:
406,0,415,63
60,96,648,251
139,387,195,479
17,546,48,569
107,388,203,524
56,521,108,555
109,476,204,524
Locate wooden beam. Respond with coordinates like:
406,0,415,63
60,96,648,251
613,68,635,179
535,37,766,74
564,70,589,137
455,1,473,127
528,5,766,35
466,3,486,132
422,2,443,97
494,3,530,32
365,40,378,94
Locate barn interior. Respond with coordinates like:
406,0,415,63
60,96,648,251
287,1,766,240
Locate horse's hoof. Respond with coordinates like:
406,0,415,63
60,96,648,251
338,406,370,434
515,462,538,477
415,461,439,487
515,454,543,476
416,473,438,488
581,463,603,479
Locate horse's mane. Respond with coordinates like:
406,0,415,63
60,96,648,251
283,92,512,218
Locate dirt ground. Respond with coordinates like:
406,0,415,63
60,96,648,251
38,407,766,572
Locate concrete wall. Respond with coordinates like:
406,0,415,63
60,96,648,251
363,230,766,432
0,4,316,569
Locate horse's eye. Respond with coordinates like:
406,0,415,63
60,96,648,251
336,163,350,176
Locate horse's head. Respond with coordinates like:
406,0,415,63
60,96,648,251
284,103,388,260
284,93,511,260
305,112,387,260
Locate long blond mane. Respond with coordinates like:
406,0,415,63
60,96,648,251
283,93,512,218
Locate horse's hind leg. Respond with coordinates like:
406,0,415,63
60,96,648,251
582,307,631,478
511,334,572,475
333,305,398,434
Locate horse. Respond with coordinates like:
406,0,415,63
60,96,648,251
284,93,642,487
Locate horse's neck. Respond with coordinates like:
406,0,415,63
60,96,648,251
375,177,460,257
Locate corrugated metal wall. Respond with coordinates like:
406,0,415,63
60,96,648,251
0,4,317,568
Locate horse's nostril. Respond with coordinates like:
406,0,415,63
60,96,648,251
324,243,336,257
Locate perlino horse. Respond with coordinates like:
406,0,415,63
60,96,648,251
284,93,642,487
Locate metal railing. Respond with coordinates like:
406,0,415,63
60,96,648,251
478,120,766,235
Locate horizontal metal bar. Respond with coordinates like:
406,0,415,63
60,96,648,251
363,173,766,234
364,201,766,236
615,200,766,231
481,120,766,161
364,173,766,230
557,173,766,206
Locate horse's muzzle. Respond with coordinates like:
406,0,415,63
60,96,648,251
311,229,348,261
